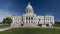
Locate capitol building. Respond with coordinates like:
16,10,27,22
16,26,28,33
8,2,54,27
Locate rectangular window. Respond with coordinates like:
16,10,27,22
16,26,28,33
26,17,28,20
31,17,33,20
29,17,30,20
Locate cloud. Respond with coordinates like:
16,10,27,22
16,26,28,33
0,1,13,22
0,10,12,22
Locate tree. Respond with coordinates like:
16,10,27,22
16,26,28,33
3,17,12,26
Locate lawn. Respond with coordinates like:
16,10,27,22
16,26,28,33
0,24,9,28
53,22,60,27
0,28,60,34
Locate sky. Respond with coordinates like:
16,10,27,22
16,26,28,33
0,0,60,22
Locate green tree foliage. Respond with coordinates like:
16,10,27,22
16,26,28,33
3,17,12,26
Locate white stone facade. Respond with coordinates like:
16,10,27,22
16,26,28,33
8,2,54,27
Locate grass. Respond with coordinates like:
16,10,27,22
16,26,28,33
0,24,9,28
0,28,60,34
53,23,60,27
53,22,60,27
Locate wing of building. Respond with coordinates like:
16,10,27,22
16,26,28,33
7,2,54,28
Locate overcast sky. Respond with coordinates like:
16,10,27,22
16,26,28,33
0,0,60,22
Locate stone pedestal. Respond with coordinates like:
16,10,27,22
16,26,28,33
42,25,46,27
10,23,20,28
23,23,37,27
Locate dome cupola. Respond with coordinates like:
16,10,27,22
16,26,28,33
25,2,34,14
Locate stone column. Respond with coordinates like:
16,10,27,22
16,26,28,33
30,17,31,23
24,17,26,23
13,18,14,23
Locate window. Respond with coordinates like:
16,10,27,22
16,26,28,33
29,17,30,20
26,17,28,20
22,19,23,21
23,22,24,23
31,17,33,20
29,21,30,23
